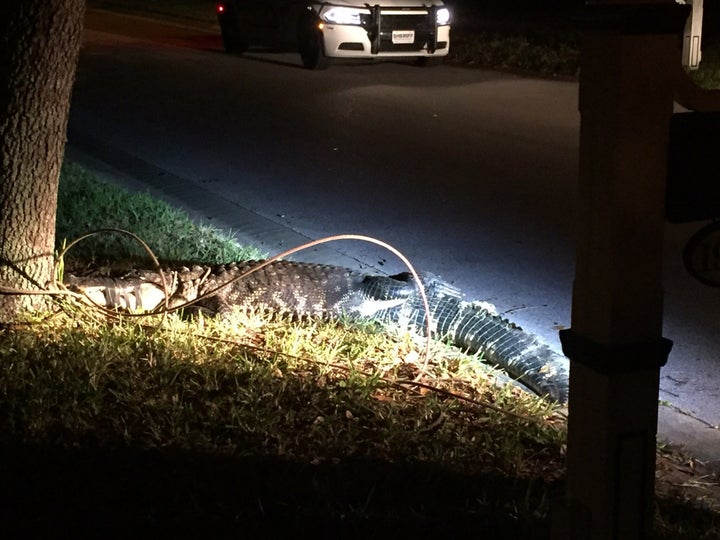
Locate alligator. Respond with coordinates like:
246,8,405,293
65,260,570,403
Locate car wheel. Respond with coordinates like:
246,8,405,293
220,14,249,54
298,23,329,70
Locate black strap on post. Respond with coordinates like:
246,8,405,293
559,329,672,376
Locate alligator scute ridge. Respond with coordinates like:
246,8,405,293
65,260,570,403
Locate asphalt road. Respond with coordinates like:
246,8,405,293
68,10,720,432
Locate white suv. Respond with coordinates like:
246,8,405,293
216,1,451,69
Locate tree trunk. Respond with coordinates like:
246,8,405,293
0,0,86,321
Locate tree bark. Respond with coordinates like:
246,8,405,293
0,0,86,321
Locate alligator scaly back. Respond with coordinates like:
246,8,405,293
66,260,569,403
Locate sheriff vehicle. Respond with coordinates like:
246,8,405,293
216,0,451,69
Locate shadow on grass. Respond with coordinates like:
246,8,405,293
0,444,555,539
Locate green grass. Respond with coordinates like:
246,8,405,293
56,161,264,266
0,306,567,536
446,4,580,77
0,313,565,468
448,29,579,77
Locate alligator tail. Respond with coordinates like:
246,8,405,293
381,273,570,404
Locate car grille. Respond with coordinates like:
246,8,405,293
375,11,438,53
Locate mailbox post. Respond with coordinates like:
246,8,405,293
552,3,686,539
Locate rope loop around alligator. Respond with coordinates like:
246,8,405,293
53,230,436,377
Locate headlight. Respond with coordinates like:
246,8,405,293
321,6,370,25
436,7,450,26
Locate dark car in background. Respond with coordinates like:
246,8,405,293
216,0,451,69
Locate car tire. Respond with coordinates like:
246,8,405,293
220,13,249,54
298,19,329,70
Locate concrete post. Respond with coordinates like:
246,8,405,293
551,4,687,540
